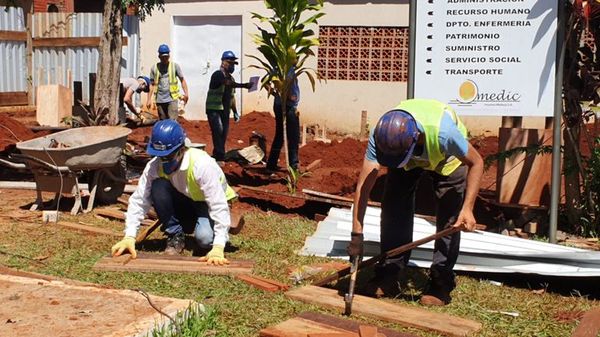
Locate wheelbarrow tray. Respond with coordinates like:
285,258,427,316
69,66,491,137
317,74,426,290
16,126,131,171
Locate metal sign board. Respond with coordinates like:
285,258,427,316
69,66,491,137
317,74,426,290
412,1,558,116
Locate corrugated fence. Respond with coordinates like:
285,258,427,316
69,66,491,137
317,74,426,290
0,7,140,104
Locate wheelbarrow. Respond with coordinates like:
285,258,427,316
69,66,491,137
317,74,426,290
0,126,131,215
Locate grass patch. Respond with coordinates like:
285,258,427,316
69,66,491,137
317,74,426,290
0,206,597,337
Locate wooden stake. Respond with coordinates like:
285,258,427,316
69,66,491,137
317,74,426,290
301,124,307,146
360,110,368,139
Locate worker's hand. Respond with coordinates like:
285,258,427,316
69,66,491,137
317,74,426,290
346,232,364,258
244,82,253,90
199,244,229,266
111,236,137,259
233,110,241,123
452,209,477,232
181,95,189,104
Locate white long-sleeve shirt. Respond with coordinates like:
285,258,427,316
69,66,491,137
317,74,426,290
124,149,231,246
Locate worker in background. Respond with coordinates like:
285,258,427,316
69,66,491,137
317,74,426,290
119,76,150,122
147,44,189,120
347,99,483,306
265,62,301,172
205,50,252,164
111,120,237,264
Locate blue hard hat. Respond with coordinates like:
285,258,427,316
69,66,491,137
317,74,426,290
158,44,170,55
374,109,419,168
221,50,239,64
137,76,150,92
146,120,186,157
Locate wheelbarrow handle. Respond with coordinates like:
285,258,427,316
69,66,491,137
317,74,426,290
0,157,27,170
11,153,71,173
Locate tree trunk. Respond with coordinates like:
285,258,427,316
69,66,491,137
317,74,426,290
94,0,123,125
563,123,581,227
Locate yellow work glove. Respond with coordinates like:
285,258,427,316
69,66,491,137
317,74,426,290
198,244,229,266
111,236,137,259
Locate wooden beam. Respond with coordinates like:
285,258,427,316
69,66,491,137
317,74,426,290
93,253,254,276
286,286,481,337
55,221,122,238
0,30,27,41
235,273,289,292
136,219,160,243
572,307,600,337
32,36,128,48
260,312,417,337
0,91,29,107
0,105,36,114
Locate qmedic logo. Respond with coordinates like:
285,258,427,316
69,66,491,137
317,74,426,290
458,80,478,103
454,80,521,105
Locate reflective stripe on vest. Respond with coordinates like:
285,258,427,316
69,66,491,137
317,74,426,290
158,148,237,201
153,62,180,100
396,99,468,176
206,84,225,111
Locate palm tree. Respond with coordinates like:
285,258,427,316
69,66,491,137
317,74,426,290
249,0,325,169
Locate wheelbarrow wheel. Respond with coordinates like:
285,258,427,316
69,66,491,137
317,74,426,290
89,157,127,205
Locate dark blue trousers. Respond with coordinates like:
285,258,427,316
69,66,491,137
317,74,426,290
380,166,467,291
206,109,229,161
150,178,214,248
267,103,300,170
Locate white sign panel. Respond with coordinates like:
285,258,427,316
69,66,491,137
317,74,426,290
413,1,558,117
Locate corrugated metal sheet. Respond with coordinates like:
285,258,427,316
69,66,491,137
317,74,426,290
0,6,27,92
31,13,139,103
300,207,600,277
1,10,140,100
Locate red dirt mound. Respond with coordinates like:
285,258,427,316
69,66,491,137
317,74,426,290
0,116,37,152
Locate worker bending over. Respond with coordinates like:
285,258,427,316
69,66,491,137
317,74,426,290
347,98,483,306
119,76,150,121
112,120,237,265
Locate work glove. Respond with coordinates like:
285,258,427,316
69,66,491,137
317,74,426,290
111,236,137,259
346,232,364,259
233,110,241,123
199,244,229,266
244,82,253,90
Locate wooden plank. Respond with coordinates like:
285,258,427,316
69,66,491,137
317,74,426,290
95,208,126,220
0,30,27,41
496,128,553,207
286,286,481,337
309,333,357,337
0,105,36,114
260,317,355,337
571,307,600,337
239,184,352,208
298,312,414,337
236,274,280,292
235,273,289,292
93,253,253,275
136,219,160,243
55,221,122,237
32,36,128,48
0,91,28,107
358,325,378,337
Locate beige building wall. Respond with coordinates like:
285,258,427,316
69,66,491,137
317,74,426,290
139,0,546,136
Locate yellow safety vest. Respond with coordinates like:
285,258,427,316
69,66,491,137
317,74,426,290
153,62,181,100
158,148,237,201
396,99,468,176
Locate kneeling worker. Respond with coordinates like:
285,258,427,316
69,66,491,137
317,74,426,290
112,120,237,265
347,98,483,306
